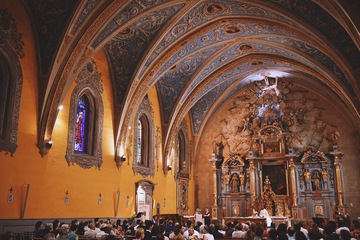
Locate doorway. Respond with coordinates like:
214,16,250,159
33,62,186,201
136,180,155,220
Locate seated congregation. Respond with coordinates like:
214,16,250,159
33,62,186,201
3,214,359,240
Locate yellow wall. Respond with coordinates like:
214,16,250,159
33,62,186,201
0,1,178,219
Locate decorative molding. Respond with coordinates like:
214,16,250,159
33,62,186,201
0,9,24,156
132,96,155,177
174,120,190,179
177,179,189,215
0,9,25,58
65,59,104,169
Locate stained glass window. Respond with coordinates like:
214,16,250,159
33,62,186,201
178,130,186,171
137,119,142,164
74,95,89,153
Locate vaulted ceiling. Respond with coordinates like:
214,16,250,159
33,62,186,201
21,0,360,158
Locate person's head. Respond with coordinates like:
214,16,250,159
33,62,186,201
277,223,287,235
268,228,277,240
145,220,154,230
116,219,121,226
70,225,77,232
278,233,289,240
340,229,351,240
43,233,55,240
53,220,59,229
202,225,210,234
308,229,323,240
35,221,43,230
255,226,264,238
135,228,145,239
295,231,307,240
294,223,301,232
188,228,194,236
89,222,95,230
338,220,347,228
324,221,337,236
235,224,243,231
287,227,295,237
353,220,360,230
59,229,67,237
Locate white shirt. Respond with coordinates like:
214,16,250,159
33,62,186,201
259,208,272,227
336,227,350,235
183,230,200,239
194,213,203,224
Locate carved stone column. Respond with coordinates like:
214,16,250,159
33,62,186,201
249,160,256,205
209,158,217,206
331,152,344,207
288,157,298,206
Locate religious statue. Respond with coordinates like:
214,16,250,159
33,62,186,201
321,168,328,188
312,171,322,191
223,172,230,192
262,176,275,216
239,172,245,190
230,175,240,193
275,200,284,216
330,130,340,145
304,170,311,189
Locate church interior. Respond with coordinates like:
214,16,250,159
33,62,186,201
1,0,360,233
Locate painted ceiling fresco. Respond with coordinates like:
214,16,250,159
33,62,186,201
22,0,359,154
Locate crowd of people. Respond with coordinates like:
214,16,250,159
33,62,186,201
2,213,359,240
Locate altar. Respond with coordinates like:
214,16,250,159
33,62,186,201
223,217,265,226
210,124,346,221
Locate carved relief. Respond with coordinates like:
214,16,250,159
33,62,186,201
177,179,189,215
218,79,335,156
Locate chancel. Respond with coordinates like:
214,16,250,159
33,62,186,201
0,0,359,235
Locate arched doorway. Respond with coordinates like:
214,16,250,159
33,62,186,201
136,180,155,220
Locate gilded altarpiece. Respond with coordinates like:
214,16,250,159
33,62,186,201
212,78,346,221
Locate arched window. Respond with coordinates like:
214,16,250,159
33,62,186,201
133,96,154,177
137,115,150,167
0,9,24,156
178,130,186,172
0,50,23,156
0,58,9,138
65,60,104,169
74,95,90,153
175,122,190,178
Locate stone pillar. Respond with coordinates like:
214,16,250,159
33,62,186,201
330,151,344,210
288,157,298,206
249,160,256,205
209,158,217,206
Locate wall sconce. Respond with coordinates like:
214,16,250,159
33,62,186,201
167,165,172,171
120,155,126,162
126,196,130,207
98,193,102,205
64,191,69,204
45,140,53,148
163,198,166,208
7,187,14,203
